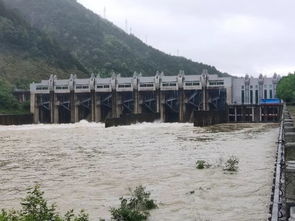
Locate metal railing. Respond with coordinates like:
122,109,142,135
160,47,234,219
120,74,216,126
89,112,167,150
269,111,286,220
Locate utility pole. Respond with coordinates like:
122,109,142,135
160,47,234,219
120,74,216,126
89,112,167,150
125,19,128,33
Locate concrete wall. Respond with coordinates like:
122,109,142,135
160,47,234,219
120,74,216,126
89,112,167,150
0,114,33,125
193,110,226,127
105,113,160,128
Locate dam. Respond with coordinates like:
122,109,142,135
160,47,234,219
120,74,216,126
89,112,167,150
29,70,282,124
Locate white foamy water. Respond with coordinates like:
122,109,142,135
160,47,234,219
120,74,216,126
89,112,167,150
0,122,278,221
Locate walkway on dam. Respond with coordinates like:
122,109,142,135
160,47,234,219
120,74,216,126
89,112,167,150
271,105,295,221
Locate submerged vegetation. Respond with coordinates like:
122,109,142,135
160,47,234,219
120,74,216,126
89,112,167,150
0,185,89,221
195,160,211,169
0,185,157,221
195,156,239,172
110,185,158,221
223,156,239,172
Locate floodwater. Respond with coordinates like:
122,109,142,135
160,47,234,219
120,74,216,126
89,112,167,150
0,122,278,221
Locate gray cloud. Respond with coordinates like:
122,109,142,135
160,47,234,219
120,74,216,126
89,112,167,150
78,0,295,76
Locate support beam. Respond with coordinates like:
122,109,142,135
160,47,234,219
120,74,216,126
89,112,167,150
156,89,160,113
116,93,122,118
53,94,59,124
70,91,76,123
252,106,255,122
50,91,55,124
202,87,209,111
133,90,140,114
138,93,143,114
75,102,79,123
111,91,122,118
91,90,95,122
30,93,39,123
112,91,117,118
160,91,165,122
179,89,186,122
95,94,101,122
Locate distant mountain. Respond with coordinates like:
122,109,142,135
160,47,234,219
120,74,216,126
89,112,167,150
0,0,89,89
3,0,228,77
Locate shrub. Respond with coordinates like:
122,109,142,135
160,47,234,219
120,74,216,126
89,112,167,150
224,156,239,172
196,160,211,169
0,185,89,221
110,185,157,221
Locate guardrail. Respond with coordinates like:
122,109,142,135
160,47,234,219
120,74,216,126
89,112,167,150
269,111,285,220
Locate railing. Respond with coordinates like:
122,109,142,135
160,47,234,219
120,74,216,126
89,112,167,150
269,112,285,220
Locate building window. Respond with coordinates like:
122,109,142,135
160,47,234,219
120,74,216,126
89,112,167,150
241,85,244,89
255,90,258,104
241,90,244,104
56,86,68,90
118,84,131,88
162,82,177,87
209,81,223,86
270,90,273,98
185,81,200,86
36,86,48,90
250,85,253,89
264,89,267,99
250,90,253,104
140,83,154,88
97,85,110,89
76,85,89,89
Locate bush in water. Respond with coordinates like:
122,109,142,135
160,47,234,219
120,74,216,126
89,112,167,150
0,185,89,221
224,156,239,172
195,160,211,169
110,185,158,221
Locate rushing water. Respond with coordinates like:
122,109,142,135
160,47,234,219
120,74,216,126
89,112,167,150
0,122,278,221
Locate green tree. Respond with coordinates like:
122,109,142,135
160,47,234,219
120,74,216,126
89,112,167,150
276,73,295,103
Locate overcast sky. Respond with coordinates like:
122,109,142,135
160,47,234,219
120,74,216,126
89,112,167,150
78,0,295,77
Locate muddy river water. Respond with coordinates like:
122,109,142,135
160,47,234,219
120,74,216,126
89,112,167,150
0,122,278,221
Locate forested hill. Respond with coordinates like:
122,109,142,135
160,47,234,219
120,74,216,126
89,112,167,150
3,0,228,77
0,0,89,89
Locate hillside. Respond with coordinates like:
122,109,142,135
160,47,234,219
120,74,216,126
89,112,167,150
3,0,228,77
0,0,89,113
0,0,88,87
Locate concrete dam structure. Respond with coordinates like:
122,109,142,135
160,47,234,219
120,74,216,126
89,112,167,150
30,70,281,124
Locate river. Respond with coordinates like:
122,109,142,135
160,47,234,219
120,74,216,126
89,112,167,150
0,122,278,221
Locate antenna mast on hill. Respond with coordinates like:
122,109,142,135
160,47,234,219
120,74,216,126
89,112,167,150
125,19,128,33
103,7,106,18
